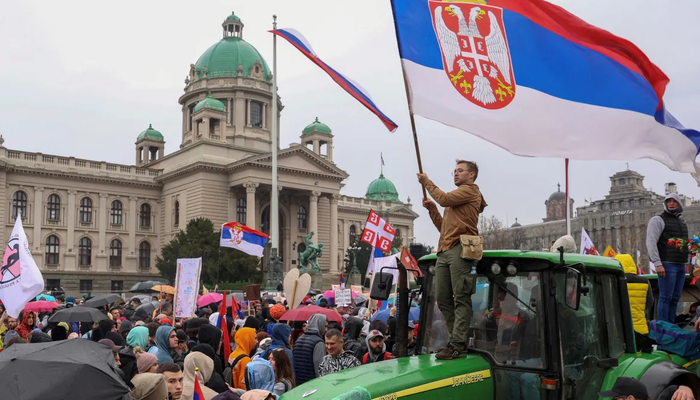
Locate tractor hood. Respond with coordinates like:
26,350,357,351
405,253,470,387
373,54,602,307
279,353,493,400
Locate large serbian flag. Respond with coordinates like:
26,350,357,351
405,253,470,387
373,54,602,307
220,222,269,257
390,0,700,174
271,28,398,132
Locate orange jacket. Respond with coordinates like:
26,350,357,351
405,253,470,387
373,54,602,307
229,327,256,389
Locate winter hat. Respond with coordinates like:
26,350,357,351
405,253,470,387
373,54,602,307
131,373,169,400
367,329,384,342
65,296,76,306
136,349,159,373
119,319,133,335
269,304,286,320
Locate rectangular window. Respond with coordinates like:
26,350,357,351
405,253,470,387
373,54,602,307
620,215,625,223
111,280,123,292
80,280,93,292
611,216,616,224
250,101,263,128
640,213,646,221
601,217,605,225
640,199,646,206
46,279,61,291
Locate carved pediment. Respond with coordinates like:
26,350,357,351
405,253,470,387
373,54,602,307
232,146,348,179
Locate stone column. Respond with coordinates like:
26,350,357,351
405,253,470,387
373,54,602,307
330,194,339,272
245,182,258,229
98,193,108,254
67,190,77,252
313,140,320,154
33,187,44,251
309,191,320,244
129,197,137,255
228,190,236,222
262,103,267,130
327,141,333,162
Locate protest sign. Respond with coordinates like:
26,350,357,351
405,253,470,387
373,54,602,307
174,258,202,318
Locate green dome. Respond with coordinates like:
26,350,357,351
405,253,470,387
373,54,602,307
137,124,164,142
194,37,270,81
226,12,241,22
302,117,332,135
365,173,400,202
194,92,226,112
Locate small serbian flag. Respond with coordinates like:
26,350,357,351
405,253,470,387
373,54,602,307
340,273,345,289
193,368,205,400
271,28,398,132
220,222,269,257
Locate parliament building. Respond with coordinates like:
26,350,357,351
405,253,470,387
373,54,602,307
0,13,417,294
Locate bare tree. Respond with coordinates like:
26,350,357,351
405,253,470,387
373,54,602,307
479,215,512,250
511,227,526,250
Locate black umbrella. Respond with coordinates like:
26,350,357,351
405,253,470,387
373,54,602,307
134,300,161,319
0,339,130,399
129,280,164,293
83,293,122,308
308,289,318,296
48,307,110,323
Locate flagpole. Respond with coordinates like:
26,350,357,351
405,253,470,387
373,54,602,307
388,1,427,199
565,158,571,236
269,14,280,287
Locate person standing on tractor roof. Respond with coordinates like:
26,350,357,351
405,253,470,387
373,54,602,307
418,160,487,360
646,193,690,323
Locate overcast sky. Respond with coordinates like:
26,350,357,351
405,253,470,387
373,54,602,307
1,0,698,247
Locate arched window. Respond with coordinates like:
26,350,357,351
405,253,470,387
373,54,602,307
47,194,61,221
45,235,60,265
174,201,180,226
349,225,357,245
140,203,151,227
109,239,122,267
78,237,92,266
139,241,151,269
12,191,27,219
298,206,307,229
80,197,93,223
236,199,247,224
111,200,123,225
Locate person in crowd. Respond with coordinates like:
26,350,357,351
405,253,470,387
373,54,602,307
392,321,416,356
16,311,36,339
362,330,393,364
318,329,361,376
199,323,224,375
244,316,261,332
289,321,306,349
120,320,133,341
551,235,577,253
599,376,695,400
184,317,203,343
51,324,68,341
121,326,150,385
157,362,184,400
135,346,159,374
99,338,122,367
181,352,218,400
146,322,160,350
269,347,295,396
191,343,228,393
342,316,364,360
230,327,257,390
253,337,272,360
208,303,220,326
244,358,276,395
385,311,397,355
161,302,173,317
150,325,177,365
1,312,18,346
419,160,486,360
123,297,141,321
615,254,655,351
647,192,690,323
175,330,189,359
677,301,700,327
130,372,170,400
28,330,52,343
262,323,293,363
359,320,387,357
293,314,328,385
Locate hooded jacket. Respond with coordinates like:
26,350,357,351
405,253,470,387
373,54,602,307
264,323,294,365
552,235,577,254
198,324,224,375
342,317,364,360
647,193,690,265
292,314,327,385
181,352,219,400
230,327,257,390
615,254,654,335
153,325,175,365
191,343,229,394
245,359,276,392
16,311,36,339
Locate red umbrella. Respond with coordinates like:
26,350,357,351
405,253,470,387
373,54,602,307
197,293,223,307
25,301,59,313
278,305,342,323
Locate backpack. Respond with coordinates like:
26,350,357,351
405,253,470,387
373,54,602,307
649,320,700,360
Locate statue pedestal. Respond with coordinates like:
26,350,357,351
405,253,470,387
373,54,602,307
309,269,324,291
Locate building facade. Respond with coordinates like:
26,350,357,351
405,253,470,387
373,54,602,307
508,169,700,270
0,13,417,294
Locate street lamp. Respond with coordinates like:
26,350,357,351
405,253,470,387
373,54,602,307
348,243,362,287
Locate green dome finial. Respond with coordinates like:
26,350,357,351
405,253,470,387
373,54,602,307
194,93,226,113
302,117,331,136
137,124,164,142
365,173,400,202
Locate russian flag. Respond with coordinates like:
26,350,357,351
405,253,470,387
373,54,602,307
220,222,269,257
193,369,205,400
271,28,398,133
391,0,700,174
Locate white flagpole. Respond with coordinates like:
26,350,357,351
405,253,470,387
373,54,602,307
271,15,279,253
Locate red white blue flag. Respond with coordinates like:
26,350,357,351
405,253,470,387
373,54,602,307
271,28,398,133
391,0,700,175
193,369,205,400
220,222,269,257
340,273,345,289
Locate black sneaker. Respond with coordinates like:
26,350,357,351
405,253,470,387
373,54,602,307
435,345,462,360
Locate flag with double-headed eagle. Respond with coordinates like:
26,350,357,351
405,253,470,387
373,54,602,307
220,222,269,257
390,0,700,176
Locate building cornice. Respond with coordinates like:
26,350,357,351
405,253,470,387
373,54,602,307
156,161,228,183
2,165,163,189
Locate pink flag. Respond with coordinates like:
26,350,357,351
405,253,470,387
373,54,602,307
0,216,44,317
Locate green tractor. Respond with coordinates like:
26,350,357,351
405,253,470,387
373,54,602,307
280,250,700,400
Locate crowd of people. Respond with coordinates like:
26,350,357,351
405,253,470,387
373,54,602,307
0,290,418,400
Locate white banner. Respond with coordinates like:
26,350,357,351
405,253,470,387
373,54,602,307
174,258,202,318
0,217,44,318
334,289,352,306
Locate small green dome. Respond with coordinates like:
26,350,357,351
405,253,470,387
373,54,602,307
137,124,164,142
302,117,332,135
226,12,241,22
194,35,270,81
365,173,400,202
194,92,226,112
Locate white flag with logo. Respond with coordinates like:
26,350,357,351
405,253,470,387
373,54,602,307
579,228,600,256
0,216,45,317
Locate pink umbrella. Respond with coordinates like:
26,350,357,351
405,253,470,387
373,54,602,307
322,290,359,299
197,293,223,307
278,305,342,323
25,301,59,313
